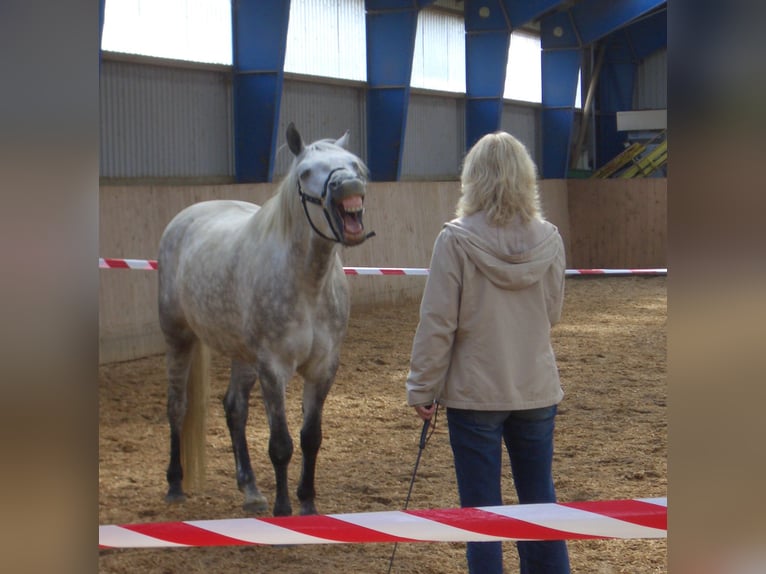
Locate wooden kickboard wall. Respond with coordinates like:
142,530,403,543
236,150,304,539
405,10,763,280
99,178,664,363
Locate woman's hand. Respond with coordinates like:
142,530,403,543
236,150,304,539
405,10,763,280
414,403,436,421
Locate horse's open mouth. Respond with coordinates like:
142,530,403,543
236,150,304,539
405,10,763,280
335,195,366,245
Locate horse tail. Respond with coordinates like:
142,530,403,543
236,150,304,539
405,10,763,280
181,341,210,492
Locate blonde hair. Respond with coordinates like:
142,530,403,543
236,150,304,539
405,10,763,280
456,131,542,225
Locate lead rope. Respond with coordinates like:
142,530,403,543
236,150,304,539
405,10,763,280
386,403,439,574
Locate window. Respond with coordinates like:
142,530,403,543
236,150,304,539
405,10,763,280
101,0,579,105
411,8,466,93
505,30,582,107
505,30,542,103
101,0,232,65
284,0,366,81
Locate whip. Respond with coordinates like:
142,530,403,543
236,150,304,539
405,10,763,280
386,404,438,573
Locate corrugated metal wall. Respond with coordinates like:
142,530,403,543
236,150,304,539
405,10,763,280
400,96,542,180
501,103,541,167
401,93,464,180
99,58,232,179
98,55,548,183
274,78,367,179
100,49,658,182
636,48,667,110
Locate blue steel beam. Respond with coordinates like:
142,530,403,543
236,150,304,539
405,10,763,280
541,1,667,48
570,0,666,46
232,0,291,183
366,0,432,9
592,8,666,169
539,0,666,177
542,48,582,108
540,10,580,50
540,47,581,177
99,0,105,74
464,0,510,32
624,8,667,60
539,11,580,178
595,36,636,169
464,0,511,150
99,0,105,51
502,0,570,29
365,1,435,181
464,1,573,151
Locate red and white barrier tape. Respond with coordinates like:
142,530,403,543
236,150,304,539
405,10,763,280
100,257,158,270
564,268,666,276
99,258,666,277
99,497,666,549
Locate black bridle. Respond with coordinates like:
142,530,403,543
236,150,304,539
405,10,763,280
297,167,345,243
298,167,375,244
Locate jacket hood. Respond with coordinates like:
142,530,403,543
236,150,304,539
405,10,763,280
444,213,561,290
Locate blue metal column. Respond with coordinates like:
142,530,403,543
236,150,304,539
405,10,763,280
540,11,581,178
502,0,570,29
567,0,666,170
365,1,433,181
622,8,667,60
569,0,666,46
99,0,105,54
595,34,636,169
539,0,667,177
464,0,511,151
592,7,666,168
464,1,571,153
232,0,291,182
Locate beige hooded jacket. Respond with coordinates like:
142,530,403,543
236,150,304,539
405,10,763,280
406,211,565,411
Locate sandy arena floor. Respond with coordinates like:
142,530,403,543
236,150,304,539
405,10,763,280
99,276,667,573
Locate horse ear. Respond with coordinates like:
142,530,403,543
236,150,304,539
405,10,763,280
335,130,350,149
286,122,304,156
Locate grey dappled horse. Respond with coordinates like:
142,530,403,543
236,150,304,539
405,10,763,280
158,123,373,516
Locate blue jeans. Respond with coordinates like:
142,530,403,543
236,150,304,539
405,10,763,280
446,406,570,574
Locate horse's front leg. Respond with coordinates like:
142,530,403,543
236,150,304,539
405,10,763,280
223,360,268,513
297,373,335,515
259,367,295,516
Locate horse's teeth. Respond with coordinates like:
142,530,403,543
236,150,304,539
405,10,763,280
341,196,364,213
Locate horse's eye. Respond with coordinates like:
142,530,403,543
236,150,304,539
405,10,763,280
300,168,312,181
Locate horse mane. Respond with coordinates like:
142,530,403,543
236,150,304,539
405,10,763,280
255,168,301,242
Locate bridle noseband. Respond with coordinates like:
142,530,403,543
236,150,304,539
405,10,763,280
298,167,375,244
298,167,345,243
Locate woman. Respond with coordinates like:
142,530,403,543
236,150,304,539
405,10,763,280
406,131,570,574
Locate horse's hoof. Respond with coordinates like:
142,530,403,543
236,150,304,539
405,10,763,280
242,495,269,514
165,491,186,504
299,502,318,516
273,502,293,517
243,500,269,514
